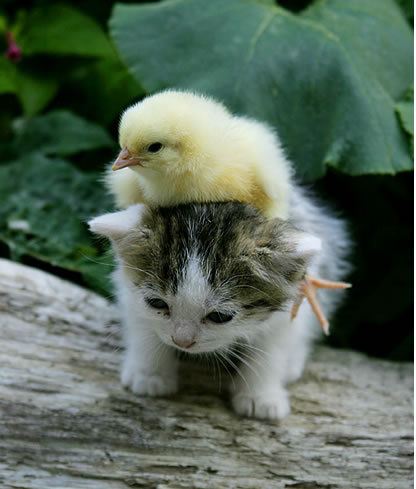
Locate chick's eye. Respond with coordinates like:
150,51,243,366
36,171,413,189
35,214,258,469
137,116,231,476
147,142,163,153
206,311,235,324
146,297,169,310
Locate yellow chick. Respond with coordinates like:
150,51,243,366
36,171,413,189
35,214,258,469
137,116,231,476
106,90,292,219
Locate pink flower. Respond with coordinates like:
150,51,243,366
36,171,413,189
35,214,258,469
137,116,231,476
5,31,21,62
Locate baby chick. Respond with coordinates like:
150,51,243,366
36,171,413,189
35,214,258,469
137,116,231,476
106,90,292,219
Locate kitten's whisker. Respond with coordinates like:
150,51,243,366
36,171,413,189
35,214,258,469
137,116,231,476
215,273,252,290
106,296,119,303
237,349,268,373
215,351,235,389
221,349,250,390
152,341,168,370
123,260,161,282
208,352,222,393
103,330,118,341
214,353,222,392
81,254,114,267
234,341,273,360
227,348,263,381
102,331,123,356
223,283,275,302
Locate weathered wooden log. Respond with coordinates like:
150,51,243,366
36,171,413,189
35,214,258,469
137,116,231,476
0,259,412,489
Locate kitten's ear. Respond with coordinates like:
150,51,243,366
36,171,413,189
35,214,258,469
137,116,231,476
88,204,145,240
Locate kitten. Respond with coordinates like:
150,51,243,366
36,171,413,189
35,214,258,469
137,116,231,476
89,187,350,420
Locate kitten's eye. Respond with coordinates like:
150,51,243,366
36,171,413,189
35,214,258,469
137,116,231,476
206,311,235,324
147,142,163,153
146,297,169,310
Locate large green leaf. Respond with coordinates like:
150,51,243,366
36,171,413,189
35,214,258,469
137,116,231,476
0,153,113,294
395,0,414,22
395,86,413,153
69,52,144,124
17,4,113,57
110,0,413,180
12,110,115,156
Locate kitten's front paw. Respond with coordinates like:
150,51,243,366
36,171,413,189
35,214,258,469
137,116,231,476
121,365,177,397
231,389,290,420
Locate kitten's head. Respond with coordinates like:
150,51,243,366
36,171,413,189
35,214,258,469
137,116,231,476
89,203,321,353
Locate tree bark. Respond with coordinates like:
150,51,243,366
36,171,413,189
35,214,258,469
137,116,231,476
0,259,412,489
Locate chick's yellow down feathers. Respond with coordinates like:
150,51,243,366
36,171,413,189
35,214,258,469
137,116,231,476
106,90,292,219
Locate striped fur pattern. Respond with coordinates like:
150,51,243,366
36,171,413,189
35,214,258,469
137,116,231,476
117,202,310,319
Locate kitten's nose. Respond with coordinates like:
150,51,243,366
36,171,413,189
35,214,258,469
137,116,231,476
171,335,196,349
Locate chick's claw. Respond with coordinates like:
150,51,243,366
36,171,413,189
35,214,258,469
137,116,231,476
291,275,351,335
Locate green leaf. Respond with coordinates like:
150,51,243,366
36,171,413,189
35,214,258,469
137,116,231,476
395,0,413,22
15,68,59,116
69,52,144,124
12,110,115,156
17,4,113,57
0,58,17,94
0,153,113,294
0,14,7,34
395,86,413,153
0,60,59,116
110,0,413,180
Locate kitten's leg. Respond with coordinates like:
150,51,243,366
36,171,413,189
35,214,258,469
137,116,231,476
121,320,178,397
284,305,321,384
231,309,313,420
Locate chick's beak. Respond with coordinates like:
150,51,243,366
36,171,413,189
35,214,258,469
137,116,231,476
112,148,143,171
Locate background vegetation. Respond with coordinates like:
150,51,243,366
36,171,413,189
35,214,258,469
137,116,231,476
0,0,413,360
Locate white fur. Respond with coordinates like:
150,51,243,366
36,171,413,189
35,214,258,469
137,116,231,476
88,204,145,240
295,234,322,255
115,266,178,396
90,184,351,420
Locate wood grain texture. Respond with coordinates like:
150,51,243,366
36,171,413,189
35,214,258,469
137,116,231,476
0,259,413,489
